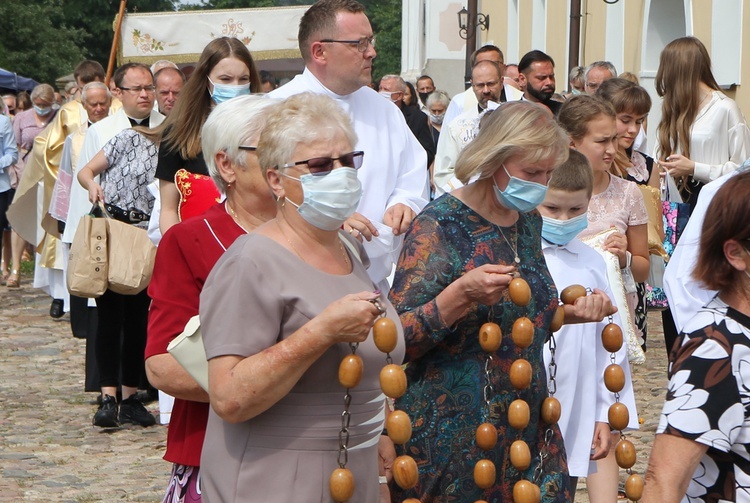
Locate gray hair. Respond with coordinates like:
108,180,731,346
81,82,111,103
426,90,450,108
380,74,407,93
258,93,357,176
568,66,585,85
202,95,276,194
584,61,617,83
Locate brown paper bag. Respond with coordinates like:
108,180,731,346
106,219,157,295
66,213,108,298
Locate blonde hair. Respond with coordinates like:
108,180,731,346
30,84,55,105
455,101,569,183
655,36,720,191
258,93,357,175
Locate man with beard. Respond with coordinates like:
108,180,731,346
416,74,435,111
433,60,506,193
518,50,561,115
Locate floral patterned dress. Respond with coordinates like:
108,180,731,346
658,296,750,502
389,195,571,502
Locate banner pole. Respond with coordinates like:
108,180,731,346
106,0,128,87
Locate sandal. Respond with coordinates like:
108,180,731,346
6,270,19,288
0,264,8,286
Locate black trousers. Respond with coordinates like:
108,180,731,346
94,288,150,389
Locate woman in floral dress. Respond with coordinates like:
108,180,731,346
390,102,610,502
644,171,750,502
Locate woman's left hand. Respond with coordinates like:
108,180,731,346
659,154,695,178
603,230,628,268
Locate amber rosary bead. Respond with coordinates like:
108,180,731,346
473,459,496,489
338,354,363,389
509,439,531,470
329,468,355,502
510,358,532,390
615,438,637,469
386,410,412,445
373,317,398,353
604,364,626,393
608,402,630,431
509,277,531,306
479,322,502,353
549,306,565,332
625,473,644,501
540,396,562,425
508,399,530,430
560,284,586,305
511,317,534,348
393,455,419,490
513,480,541,503
601,323,624,353
475,422,498,450
380,363,407,399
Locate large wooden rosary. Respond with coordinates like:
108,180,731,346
557,285,644,503
330,300,419,502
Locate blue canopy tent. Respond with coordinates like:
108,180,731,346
0,68,39,93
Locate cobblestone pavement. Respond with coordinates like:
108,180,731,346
0,283,670,502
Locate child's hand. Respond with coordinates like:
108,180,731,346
603,229,628,268
562,288,617,324
590,421,611,460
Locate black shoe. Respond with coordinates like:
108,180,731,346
93,394,119,427
118,394,156,427
50,299,64,319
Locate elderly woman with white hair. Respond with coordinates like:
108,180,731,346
198,92,404,502
143,95,276,503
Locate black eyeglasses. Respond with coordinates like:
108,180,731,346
319,36,376,53
238,146,257,151
119,85,156,94
280,151,364,176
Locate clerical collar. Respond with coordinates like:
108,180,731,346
127,115,150,127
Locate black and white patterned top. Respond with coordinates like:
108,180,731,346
658,296,750,502
101,129,158,226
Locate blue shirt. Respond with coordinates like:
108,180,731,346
0,115,18,192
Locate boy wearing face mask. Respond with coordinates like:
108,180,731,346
539,149,637,495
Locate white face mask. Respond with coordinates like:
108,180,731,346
429,113,444,125
281,168,362,231
379,91,399,103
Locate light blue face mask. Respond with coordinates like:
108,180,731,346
541,213,589,245
493,164,548,213
280,167,363,231
33,105,52,116
208,78,250,104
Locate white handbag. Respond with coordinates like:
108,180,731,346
166,315,208,391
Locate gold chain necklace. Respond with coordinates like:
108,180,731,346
275,219,350,267
226,201,250,233
496,223,521,264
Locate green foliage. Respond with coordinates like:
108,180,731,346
362,0,401,80
61,0,177,71
0,0,86,87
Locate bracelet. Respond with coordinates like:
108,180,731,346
621,251,632,270
379,476,388,484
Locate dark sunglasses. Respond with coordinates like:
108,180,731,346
280,151,364,176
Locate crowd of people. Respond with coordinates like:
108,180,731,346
2,0,750,501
